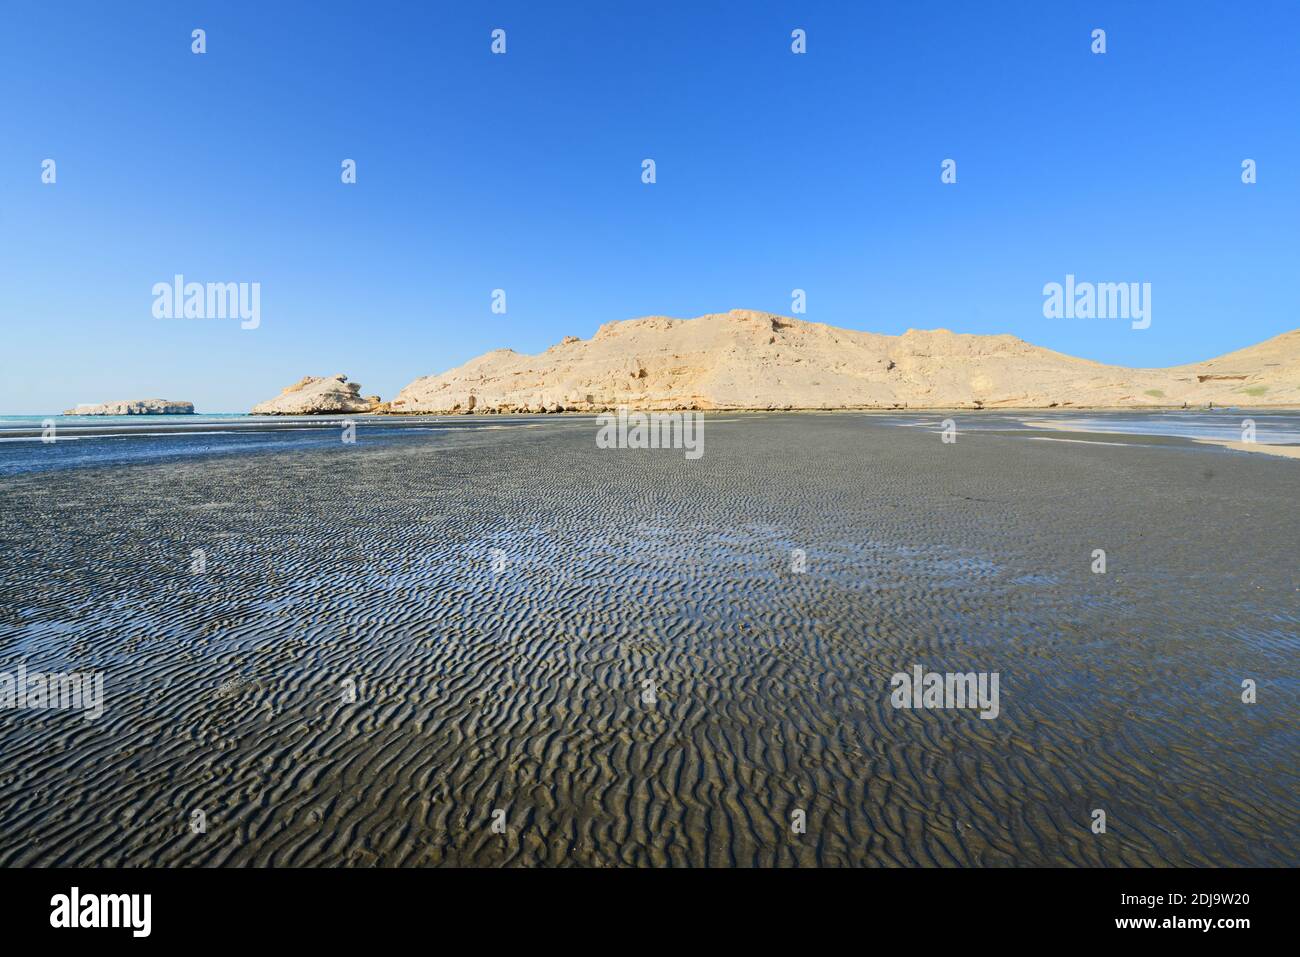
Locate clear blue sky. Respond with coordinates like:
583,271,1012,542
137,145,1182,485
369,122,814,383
1,1,1296,414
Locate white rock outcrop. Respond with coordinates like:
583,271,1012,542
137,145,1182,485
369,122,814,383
251,375,382,415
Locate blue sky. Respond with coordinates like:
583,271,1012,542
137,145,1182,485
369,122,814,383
1,1,1296,414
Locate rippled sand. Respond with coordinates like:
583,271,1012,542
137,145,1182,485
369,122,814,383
0,414,1295,866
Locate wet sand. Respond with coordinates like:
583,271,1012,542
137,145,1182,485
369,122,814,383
0,414,1295,866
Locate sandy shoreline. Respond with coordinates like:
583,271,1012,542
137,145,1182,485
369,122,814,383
0,414,1295,865
1018,418,1300,459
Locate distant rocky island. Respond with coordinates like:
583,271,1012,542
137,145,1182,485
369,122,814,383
247,311,1300,414
65,399,195,416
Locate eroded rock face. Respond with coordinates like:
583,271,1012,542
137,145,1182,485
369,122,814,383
64,400,195,415
251,375,381,415
387,309,1300,412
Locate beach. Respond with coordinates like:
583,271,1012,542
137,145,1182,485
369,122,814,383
0,413,1295,866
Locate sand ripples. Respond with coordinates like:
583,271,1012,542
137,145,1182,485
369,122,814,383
0,414,1295,865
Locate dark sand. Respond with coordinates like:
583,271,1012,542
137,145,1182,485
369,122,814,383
0,414,1295,866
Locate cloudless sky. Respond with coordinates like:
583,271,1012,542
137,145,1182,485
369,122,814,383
1,1,1297,413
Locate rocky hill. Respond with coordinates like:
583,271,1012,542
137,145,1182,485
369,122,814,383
387,310,1300,413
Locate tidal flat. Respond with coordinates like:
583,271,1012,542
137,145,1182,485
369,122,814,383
0,413,1295,866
